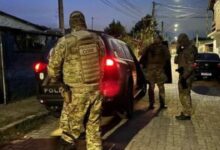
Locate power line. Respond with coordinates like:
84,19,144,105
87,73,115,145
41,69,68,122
155,2,207,11
99,0,139,19
116,0,143,17
156,15,212,19
123,0,145,15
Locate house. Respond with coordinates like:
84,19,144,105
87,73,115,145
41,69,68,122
0,10,61,104
208,0,220,55
195,37,213,53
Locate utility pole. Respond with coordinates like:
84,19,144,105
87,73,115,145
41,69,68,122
152,1,156,19
151,1,156,41
58,0,65,34
91,17,94,30
161,21,164,36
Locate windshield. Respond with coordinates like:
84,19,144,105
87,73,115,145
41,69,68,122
197,53,220,61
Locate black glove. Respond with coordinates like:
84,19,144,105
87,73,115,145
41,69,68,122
180,77,188,89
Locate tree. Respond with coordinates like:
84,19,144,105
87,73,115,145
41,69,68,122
104,20,126,38
130,15,157,56
130,15,153,35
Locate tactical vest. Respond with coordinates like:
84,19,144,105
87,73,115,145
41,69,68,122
64,31,103,85
147,44,166,65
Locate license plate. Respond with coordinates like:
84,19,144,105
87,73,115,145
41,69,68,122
201,72,212,76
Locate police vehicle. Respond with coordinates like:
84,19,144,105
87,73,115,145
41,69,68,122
33,33,146,118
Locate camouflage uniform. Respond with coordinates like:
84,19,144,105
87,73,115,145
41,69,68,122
174,33,197,119
140,36,171,109
47,11,104,150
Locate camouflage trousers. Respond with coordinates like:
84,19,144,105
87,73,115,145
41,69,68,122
60,85,103,150
178,77,193,116
148,82,165,106
145,67,167,84
146,67,167,105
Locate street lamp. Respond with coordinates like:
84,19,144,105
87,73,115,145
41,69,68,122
174,23,179,28
174,36,178,41
174,28,178,32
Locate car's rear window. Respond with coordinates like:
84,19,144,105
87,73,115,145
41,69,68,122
197,53,220,61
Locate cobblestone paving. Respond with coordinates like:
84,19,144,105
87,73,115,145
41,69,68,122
126,59,220,150
24,116,59,139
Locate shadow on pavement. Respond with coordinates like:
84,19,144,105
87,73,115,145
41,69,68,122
0,108,160,150
103,108,161,150
192,80,220,96
0,138,58,150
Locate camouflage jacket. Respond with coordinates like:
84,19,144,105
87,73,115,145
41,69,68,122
174,45,197,78
140,43,171,69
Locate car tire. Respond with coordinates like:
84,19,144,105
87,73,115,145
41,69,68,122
125,81,134,119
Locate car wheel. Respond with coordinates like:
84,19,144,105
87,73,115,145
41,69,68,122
125,81,134,119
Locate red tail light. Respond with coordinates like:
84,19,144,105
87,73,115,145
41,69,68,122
100,56,120,97
192,63,198,68
106,59,114,66
34,62,47,73
218,63,220,68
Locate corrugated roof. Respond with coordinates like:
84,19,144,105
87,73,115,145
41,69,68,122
0,10,48,30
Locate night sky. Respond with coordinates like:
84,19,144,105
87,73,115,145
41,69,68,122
0,0,211,39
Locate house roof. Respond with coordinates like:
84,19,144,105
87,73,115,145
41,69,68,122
0,10,48,31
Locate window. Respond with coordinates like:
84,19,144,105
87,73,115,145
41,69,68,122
197,53,220,61
110,39,126,58
121,43,134,60
15,33,54,52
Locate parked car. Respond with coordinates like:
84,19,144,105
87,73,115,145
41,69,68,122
33,33,146,118
194,53,220,80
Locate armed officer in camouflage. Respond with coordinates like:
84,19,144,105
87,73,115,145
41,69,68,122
47,11,104,150
140,35,171,110
174,33,198,120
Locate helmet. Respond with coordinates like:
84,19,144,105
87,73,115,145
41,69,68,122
69,11,87,31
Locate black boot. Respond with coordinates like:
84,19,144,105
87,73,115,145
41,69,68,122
159,96,167,109
175,112,191,120
148,87,155,110
59,138,76,150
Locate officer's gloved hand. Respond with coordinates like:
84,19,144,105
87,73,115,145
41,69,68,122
180,77,188,89
60,85,72,103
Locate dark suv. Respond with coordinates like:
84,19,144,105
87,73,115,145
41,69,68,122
33,33,146,118
194,53,220,80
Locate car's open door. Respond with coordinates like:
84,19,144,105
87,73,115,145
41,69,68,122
163,41,172,83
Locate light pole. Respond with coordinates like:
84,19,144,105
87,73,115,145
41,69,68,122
91,17,94,30
58,0,65,34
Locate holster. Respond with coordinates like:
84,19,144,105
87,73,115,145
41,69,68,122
59,84,71,103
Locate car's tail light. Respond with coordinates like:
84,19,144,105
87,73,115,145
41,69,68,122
106,58,114,66
100,56,120,97
34,62,47,73
192,62,198,69
217,63,220,68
